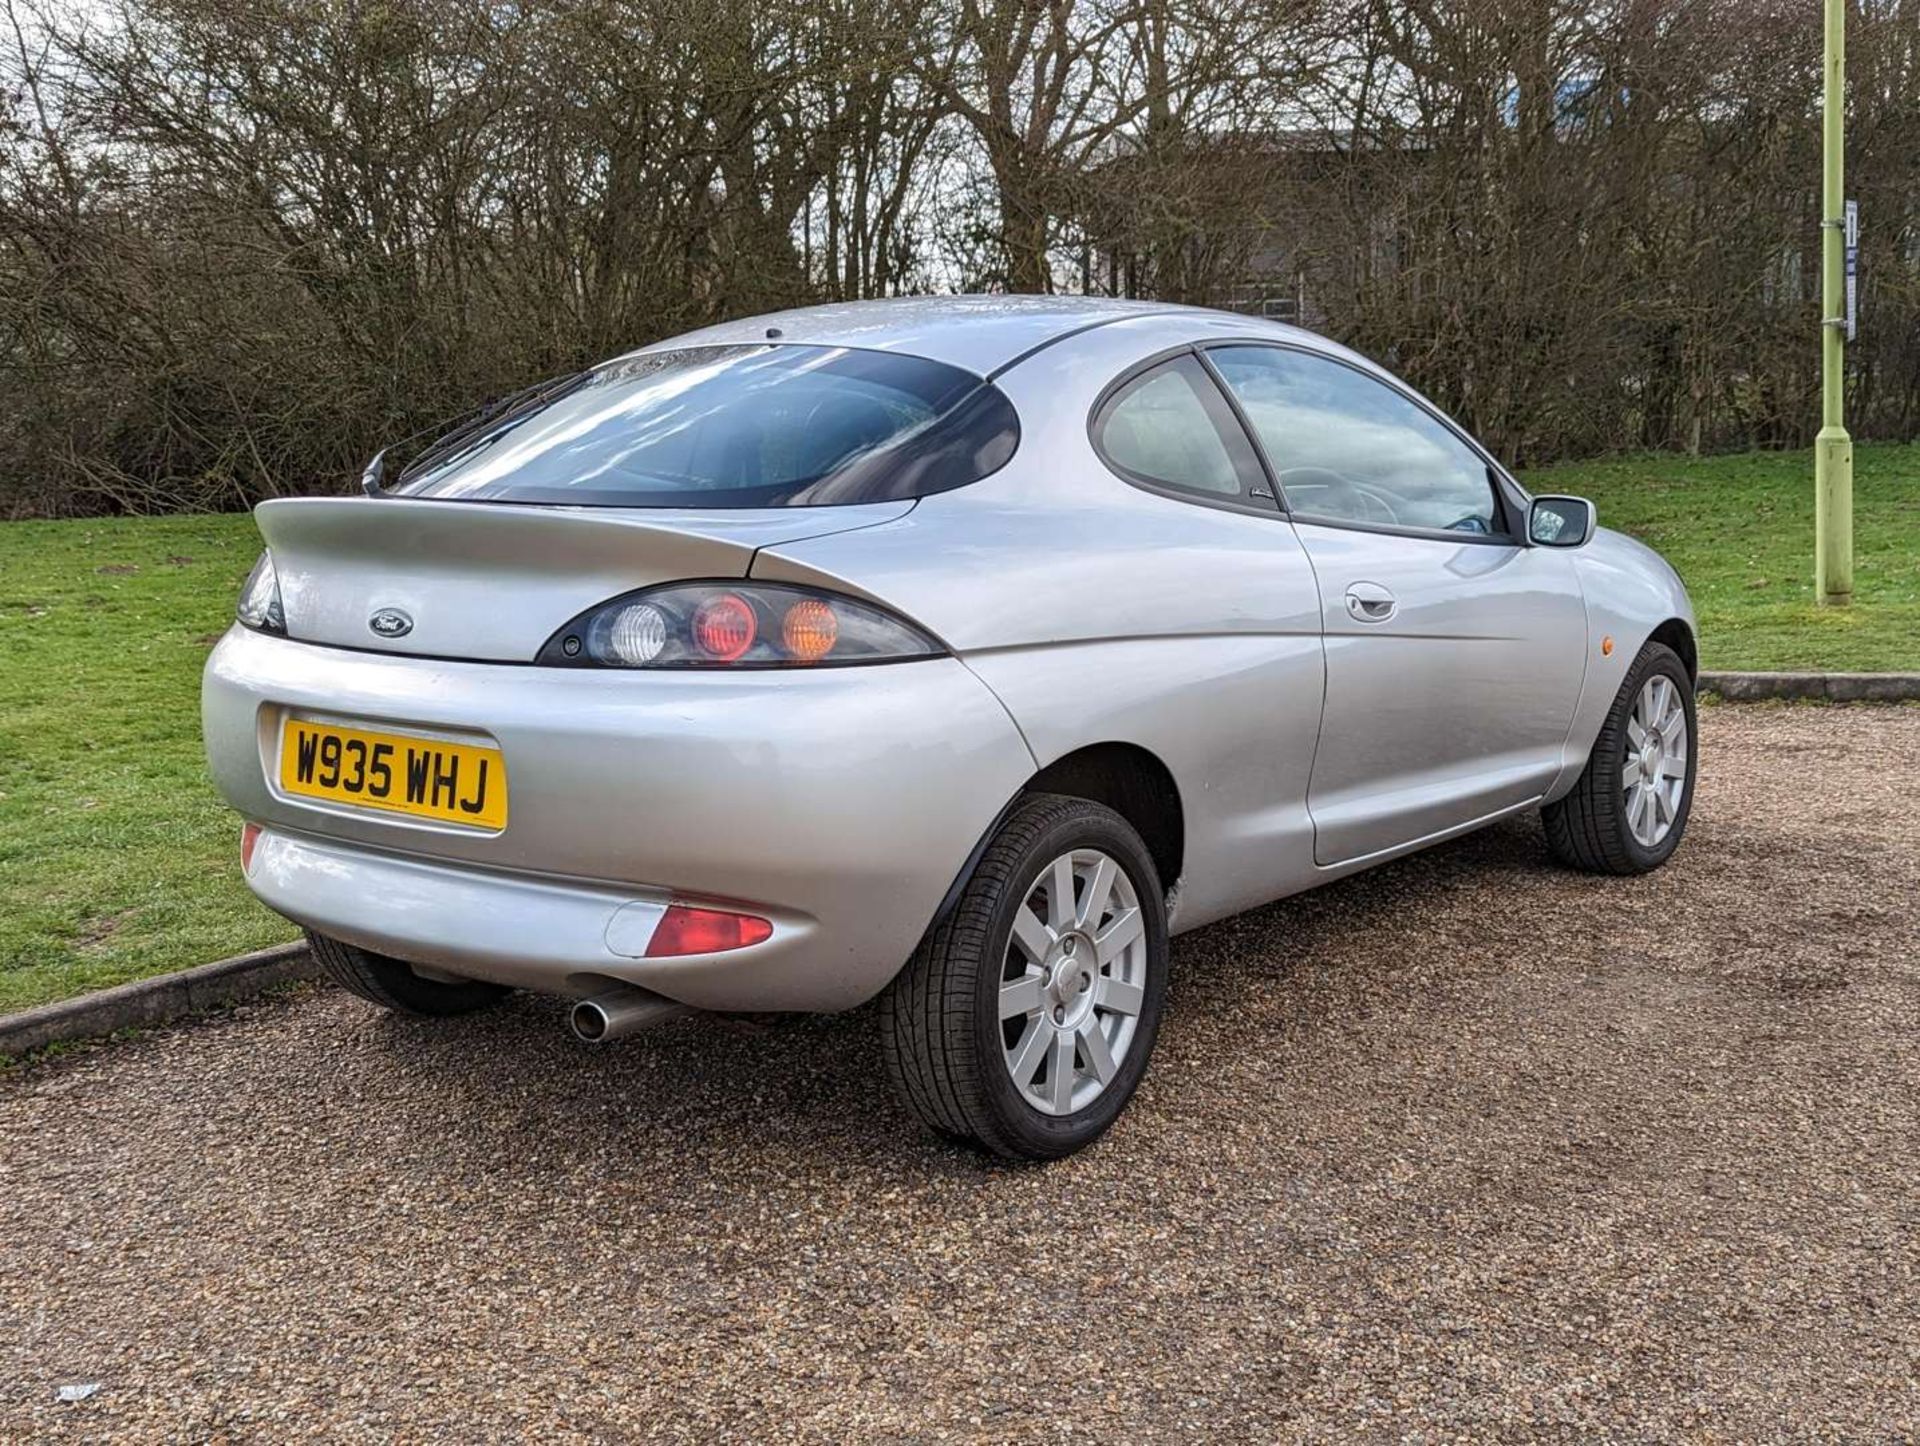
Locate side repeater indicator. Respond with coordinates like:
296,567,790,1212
1601,635,1615,657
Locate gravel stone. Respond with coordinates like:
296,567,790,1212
3,705,1916,1441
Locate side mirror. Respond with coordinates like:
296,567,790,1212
1528,494,1595,548
360,446,391,497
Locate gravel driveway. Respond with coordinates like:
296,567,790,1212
4,705,1917,1442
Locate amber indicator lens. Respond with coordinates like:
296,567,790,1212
781,599,840,662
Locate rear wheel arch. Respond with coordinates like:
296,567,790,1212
1023,743,1185,896
927,742,1187,937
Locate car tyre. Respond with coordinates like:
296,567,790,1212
880,793,1169,1161
306,929,511,1016
1543,640,1697,875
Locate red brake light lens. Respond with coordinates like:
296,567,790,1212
645,904,774,958
692,593,757,661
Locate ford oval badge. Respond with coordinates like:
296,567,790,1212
369,607,413,639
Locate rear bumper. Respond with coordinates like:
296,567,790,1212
245,826,810,1008
203,626,1036,1011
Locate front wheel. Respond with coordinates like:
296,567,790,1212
879,794,1169,1161
1543,640,1697,874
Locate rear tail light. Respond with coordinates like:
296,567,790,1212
645,904,774,957
235,552,286,635
541,582,942,669
240,821,263,874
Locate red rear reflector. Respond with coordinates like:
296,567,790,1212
645,904,773,958
692,593,757,662
240,822,263,874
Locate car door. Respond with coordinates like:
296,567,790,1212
1205,343,1588,866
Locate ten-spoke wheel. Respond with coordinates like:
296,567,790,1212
1623,673,1689,847
997,847,1150,1117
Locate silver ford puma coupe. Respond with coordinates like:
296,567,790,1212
203,296,1698,1159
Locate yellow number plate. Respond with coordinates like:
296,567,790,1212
279,718,507,829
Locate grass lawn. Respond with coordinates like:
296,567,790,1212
1524,445,1920,672
0,514,295,1013
2,444,1916,1014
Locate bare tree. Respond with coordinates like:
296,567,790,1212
3,0,1918,514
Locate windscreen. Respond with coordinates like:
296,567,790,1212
397,344,1019,508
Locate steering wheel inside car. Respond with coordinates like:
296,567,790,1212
1277,467,1402,526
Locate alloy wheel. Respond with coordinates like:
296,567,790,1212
1624,674,1689,847
997,848,1149,1116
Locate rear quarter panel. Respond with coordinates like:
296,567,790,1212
754,317,1331,931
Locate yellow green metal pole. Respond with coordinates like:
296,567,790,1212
1815,0,1853,606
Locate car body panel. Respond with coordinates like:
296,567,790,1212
201,297,1697,1012
1544,527,1698,801
964,634,1325,933
254,495,914,661
619,294,1185,378
750,326,1331,930
204,625,1036,1010
748,311,1323,650
1290,520,1589,863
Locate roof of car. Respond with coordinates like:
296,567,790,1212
623,295,1208,379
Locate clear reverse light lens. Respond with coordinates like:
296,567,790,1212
596,602,667,664
236,552,286,634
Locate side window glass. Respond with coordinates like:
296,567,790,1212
1207,346,1500,535
1092,354,1270,506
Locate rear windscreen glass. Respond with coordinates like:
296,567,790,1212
396,344,1020,508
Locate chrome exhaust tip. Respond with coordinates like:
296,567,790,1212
569,985,690,1043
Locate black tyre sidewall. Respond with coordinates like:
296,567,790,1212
308,929,509,1016
968,805,1169,1160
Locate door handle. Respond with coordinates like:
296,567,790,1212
1344,582,1397,623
